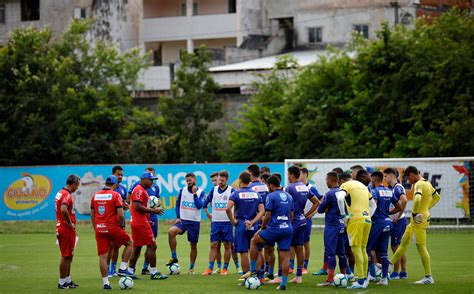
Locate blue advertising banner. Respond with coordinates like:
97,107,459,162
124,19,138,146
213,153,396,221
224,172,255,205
0,163,284,221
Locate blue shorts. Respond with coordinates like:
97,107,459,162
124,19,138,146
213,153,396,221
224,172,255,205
210,222,234,243
291,223,306,246
173,220,200,244
390,217,408,246
324,226,345,256
150,214,158,238
259,227,293,251
367,222,391,253
304,218,312,243
234,221,258,253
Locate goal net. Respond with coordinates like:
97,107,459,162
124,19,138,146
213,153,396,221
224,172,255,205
284,157,474,230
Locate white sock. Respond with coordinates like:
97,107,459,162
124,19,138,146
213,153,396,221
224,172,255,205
59,278,66,285
128,267,135,273
102,277,109,285
120,262,128,270
66,276,71,283
150,267,157,274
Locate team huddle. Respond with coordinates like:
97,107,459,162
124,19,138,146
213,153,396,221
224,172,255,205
54,163,441,290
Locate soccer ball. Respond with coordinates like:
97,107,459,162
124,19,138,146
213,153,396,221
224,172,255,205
245,276,261,290
148,196,159,208
375,266,383,280
118,276,134,290
168,263,180,275
333,273,348,288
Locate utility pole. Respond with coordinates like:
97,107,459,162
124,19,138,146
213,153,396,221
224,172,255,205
390,1,399,24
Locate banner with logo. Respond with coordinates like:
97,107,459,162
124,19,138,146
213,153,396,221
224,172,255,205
285,158,472,219
1,163,284,221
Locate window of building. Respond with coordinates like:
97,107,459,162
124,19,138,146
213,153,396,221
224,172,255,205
181,1,186,16
0,3,5,24
353,24,369,38
228,0,236,13
193,2,198,15
153,47,162,66
21,0,40,21
308,27,323,43
74,7,86,19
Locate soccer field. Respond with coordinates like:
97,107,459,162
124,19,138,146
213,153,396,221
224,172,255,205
0,221,473,293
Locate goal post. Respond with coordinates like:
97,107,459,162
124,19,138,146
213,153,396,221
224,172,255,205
284,157,474,229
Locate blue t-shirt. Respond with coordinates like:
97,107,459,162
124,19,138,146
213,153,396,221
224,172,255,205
391,183,406,202
371,185,398,224
229,187,262,221
265,189,293,230
285,181,312,227
308,184,322,200
317,187,345,228
114,184,127,200
249,180,270,204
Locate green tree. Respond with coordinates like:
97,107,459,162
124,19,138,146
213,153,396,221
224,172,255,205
159,47,222,163
227,56,296,161
0,19,160,165
228,9,473,160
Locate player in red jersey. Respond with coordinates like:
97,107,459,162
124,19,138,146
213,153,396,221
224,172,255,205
91,175,135,290
128,172,168,280
55,174,81,289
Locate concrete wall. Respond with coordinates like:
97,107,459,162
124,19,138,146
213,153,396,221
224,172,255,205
143,0,182,18
90,0,142,51
143,13,237,42
194,0,229,15
0,0,75,45
161,40,187,64
0,0,142,51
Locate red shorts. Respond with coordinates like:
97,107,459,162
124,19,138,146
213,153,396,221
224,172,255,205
56,226,76,257
131,223,155,247
95,225,131,256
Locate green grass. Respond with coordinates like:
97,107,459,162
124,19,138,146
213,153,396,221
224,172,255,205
0,221,473,293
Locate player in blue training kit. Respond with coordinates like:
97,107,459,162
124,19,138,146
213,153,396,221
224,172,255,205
366,171,403,286
226,171,264,283
107,165,130,277
316,172,348,286
298,167,322,274
242,175,294,291
167,173,206,274
285,166,320,283
247,164,271,280
384,168,408,279
202,170,235,275
128,167,162,275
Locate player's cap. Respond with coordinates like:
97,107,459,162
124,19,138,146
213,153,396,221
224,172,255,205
141,171,158,180
105,175,118,185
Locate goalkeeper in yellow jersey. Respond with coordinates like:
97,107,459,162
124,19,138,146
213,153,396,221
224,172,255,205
336,170,377,289
390,166,441,285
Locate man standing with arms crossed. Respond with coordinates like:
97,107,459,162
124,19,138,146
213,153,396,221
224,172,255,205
55,174,81,289
390,166,440,284
91,175,134,290
336,171,377,289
